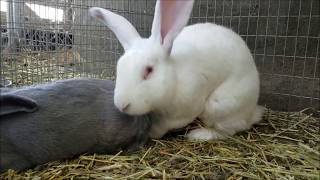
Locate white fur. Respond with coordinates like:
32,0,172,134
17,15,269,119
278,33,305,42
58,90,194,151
89,0,264,141
89,7,140,50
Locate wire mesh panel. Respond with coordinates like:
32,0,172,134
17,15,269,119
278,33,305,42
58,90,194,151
0,0,319,112
1,0,78,85
0,0,155,84
190,0,319,111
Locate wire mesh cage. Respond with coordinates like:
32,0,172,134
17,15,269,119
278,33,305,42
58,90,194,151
0,0,319,112
0,1,319,179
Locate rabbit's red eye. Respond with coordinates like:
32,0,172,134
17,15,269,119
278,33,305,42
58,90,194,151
143,66,153,80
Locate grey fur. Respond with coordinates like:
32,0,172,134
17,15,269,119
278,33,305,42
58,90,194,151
0,78,151,172
0,94,38,116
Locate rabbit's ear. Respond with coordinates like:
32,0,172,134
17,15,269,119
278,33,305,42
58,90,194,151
89,7,141,51
0,94,38,117
150,0,194,54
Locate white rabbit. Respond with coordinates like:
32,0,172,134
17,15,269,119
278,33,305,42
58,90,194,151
89,0,265,141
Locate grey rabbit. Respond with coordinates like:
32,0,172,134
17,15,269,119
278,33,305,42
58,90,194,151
0,78,151,172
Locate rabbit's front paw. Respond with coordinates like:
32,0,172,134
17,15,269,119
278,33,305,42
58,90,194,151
187,128,226,141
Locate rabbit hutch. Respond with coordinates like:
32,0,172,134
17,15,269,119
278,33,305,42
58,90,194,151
0,0,319,179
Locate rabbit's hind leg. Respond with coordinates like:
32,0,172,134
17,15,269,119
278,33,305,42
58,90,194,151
187,102,264,141
187,113,250,141
187,83,262,141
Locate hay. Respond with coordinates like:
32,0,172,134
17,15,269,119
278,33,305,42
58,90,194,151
1,109,319,179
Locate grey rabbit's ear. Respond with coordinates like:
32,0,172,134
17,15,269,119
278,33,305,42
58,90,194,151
0,94,38,116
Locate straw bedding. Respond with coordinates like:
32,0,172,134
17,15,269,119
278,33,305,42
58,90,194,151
1,108,319,179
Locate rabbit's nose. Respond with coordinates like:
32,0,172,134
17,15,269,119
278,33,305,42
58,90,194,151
121,103,130,112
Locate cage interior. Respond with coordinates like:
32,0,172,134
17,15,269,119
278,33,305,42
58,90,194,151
0,0,319,112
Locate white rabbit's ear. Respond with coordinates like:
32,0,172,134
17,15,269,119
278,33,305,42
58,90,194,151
89,7,140,51
150,0,194,54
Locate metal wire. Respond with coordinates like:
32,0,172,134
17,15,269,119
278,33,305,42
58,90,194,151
0,0,319,112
